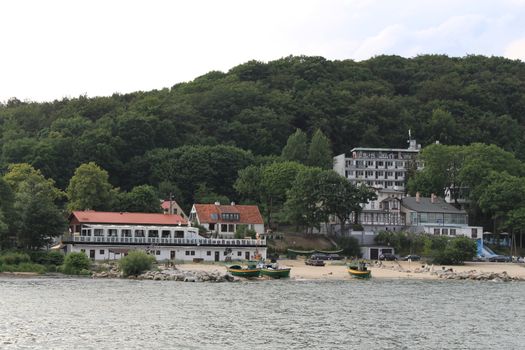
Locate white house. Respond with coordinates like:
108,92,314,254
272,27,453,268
189,202,265,238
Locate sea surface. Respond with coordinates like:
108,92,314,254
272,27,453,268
0,277,523,349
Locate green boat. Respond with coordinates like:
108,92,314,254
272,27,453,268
226,265,261,278
347,261,371,279
260,266,291,278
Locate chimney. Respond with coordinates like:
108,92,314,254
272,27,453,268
231,201,235,206
416,192,420,203
214,201,220,206
431,193,436,203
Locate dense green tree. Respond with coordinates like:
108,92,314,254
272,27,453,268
3,164,66,249
281,129,308,163
67,162,115,211
307,129,332,169
284,167,326,232
118,185,161,213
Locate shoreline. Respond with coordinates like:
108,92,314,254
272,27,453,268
2,260,524,281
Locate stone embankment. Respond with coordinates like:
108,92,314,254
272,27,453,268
373,261,524,282
431,269,524,282
91,265,235,282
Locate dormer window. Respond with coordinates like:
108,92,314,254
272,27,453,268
221,213,240,221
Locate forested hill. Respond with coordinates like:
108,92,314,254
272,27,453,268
1,54,525,203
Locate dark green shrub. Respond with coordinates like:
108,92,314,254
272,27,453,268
29,251,64,266
431,236,477,265
0,262,46,274
335,236,361,258
119,250,156,276
0,252,31,265
63,252,91,275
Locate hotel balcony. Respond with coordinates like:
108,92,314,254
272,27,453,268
61,235,265,247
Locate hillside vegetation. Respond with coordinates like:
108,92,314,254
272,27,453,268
1,54,525,210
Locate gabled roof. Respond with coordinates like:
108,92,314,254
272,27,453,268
70,211,187,225
401,197,465,214
193,204,264,224
160,200,181,210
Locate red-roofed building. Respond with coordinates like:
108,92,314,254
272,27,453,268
160,200,188,220
189,202,265,237
63,210,266,262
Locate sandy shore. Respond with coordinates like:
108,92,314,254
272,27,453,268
176,258,525,281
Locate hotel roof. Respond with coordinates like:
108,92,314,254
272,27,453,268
70,211,188,226
193,204,264,224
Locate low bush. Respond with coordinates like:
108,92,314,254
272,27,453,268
63,252,91,275
0,252,31,265
0,262,46,274
29,251,64,266
119,250,156,276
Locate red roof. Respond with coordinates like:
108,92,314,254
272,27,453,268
71,211,187,226
193,204,264,224
160,200,181,210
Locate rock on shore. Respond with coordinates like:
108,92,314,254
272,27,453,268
92,266,235,282
431,269,524,282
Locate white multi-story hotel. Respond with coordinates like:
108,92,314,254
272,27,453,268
333,139,422,228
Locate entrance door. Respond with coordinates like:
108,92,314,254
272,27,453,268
370,248,379,260
245,251,250,260
214,251,220,262
170,251,175,260
89,249,95,259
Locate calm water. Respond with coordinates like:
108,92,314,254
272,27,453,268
0,277,523,349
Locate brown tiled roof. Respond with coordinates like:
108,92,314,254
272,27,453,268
193,204,264,224
71,211,187,225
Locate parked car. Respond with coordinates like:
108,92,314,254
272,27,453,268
378,253,397,261
401,255,421,261
310,253,329,261
328,254,343,260
305,259,325,266
488,255,512,262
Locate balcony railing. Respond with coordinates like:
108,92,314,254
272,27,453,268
62,235,265,246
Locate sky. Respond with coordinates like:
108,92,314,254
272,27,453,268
1,0,525,103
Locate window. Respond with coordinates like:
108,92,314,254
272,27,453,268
471,228,478,238
238,251,242,256
209,223,215,230
185,251,190,256
80,249,86,253
211,213,218,220
450,229,456,236
156,250,161,255
121,229,131,237
81,229,91,236
174,230,184,238
190,251,195,256
94,229,103,236
434,228,440,235
442,229,448,235
108,229,117,237
229,224,235,232
135,230,145,238
148,230,159,238
100,249,105,255
221,224,228,232
161,230,171,238
207,251,211,256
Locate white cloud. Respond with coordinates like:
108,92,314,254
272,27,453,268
505,38,525,60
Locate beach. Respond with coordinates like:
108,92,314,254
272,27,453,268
176,258,525,280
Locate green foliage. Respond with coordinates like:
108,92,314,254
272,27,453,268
281,129,308,163
375,232,476,264
0,252,31,265
119,250,156,276
335,236,361,258
234,224,257,239
0,262,46,274
28,250,64,266
117,184,161,213
431,236,477,265
307,129,332,169
63,252,91,275
67,162,115,211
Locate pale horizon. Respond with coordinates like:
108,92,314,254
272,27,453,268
1,0,525,103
